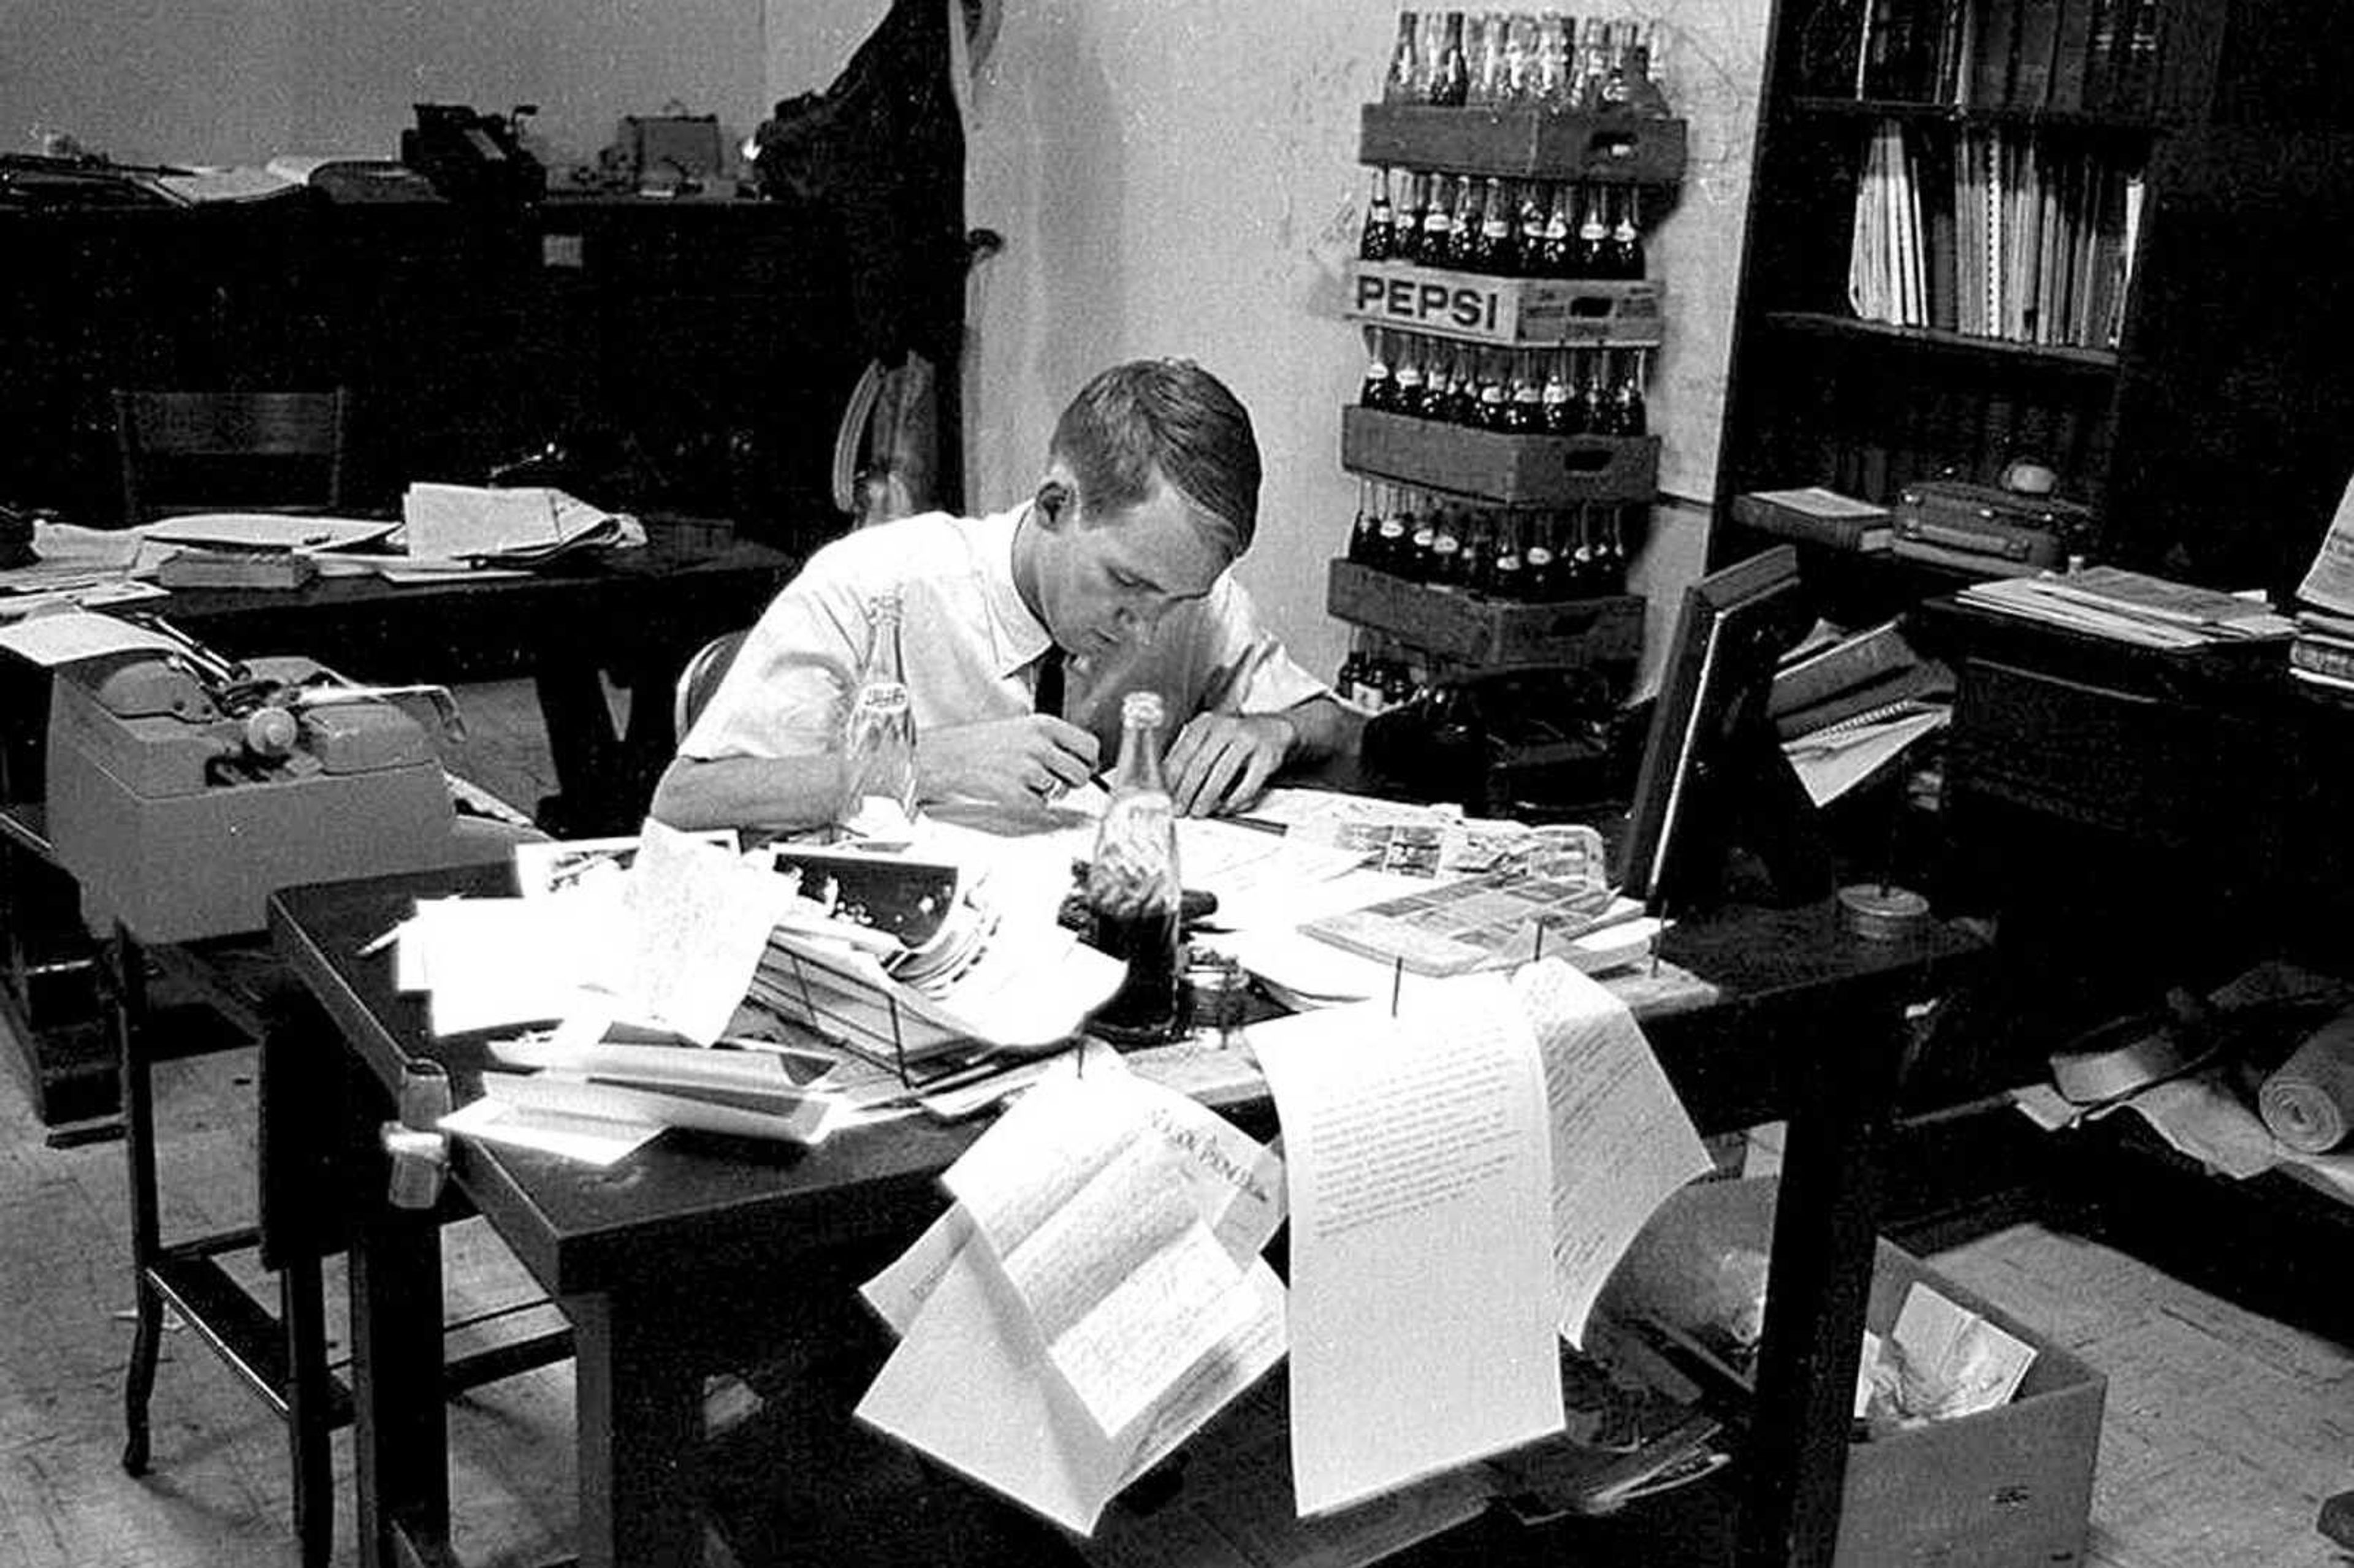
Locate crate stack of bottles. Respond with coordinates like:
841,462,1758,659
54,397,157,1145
1329,8,1686,712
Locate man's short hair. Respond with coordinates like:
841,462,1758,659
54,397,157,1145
1049,359,1261,554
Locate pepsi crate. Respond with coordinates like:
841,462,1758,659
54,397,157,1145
1348,261,1664,348
1342,406,1658,504
1360,104,1688,183
1327,558,1644,668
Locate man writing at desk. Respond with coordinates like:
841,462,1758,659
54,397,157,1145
652,358,1357,831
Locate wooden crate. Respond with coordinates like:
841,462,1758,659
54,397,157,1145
1347,261,1664,348
1359,104,1688,183
1327,558,1644,667
1341,406,1658,504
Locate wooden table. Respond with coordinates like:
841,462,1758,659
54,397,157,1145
269,862,1986,1568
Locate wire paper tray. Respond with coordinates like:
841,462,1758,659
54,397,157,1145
750,915,1125,1083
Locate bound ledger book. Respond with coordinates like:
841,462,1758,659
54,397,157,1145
1732,487,1894,553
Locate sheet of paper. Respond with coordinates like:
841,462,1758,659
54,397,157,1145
137,513,398,552
1868,1282,2037,1421
1171,818,1368,931
438,1093,657,1165
1786,706,1951,807
476,1069,831,1145
615,820,799,1043
855,1243,1285,1536
1252,973,1563,1516
867,1068,1285,1339
943,1074,1255,1438
1510,959,1713,1345
0,609,182,666
2296,470,2354,617
395,896,617,1035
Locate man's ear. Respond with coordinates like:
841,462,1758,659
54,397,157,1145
1035,478,1073,528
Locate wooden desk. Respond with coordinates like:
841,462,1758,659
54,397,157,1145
0,539,796,1125
269,864,1985,1568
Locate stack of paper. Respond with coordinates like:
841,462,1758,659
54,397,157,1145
745,844,1124,1071
1959,565,2296,650
400,482,644,567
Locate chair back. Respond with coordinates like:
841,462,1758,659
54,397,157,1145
674,629,752,739
115,388,352,523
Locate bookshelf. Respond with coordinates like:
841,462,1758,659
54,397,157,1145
1713,0,2354,602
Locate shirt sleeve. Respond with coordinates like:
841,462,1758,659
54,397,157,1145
1200,575,1333,717
677,555,865,761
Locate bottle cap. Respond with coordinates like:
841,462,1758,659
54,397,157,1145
1120,690,1166,728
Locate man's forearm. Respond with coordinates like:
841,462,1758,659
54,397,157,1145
1277,693,1362,765
649,752,847,834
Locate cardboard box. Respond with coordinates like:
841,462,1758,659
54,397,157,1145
1327,558,1643,668
1347,262,1664,348
1341,407,1658,504
1599,1177,2105,1568
1358,104,1688,184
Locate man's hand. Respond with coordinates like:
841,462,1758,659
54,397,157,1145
918,715,1099,809
1165,712,1294,817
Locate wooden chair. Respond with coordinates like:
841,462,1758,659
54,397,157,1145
113,388,353,523
674,628,752,737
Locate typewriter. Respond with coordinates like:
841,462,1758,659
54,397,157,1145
45,626,514,942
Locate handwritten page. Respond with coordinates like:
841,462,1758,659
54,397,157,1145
943,1073,1256,1438
856,1060,1287,1533
1252,973,1562,1516
856,1243,1286,1535
616,820,799,1043
1510,959,1713,1345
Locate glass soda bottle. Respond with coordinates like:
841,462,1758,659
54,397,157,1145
1086,691,1183,1043
1382,11,1423,104
1360,166,1396,261
1360,328,1395,411
837,590,917,831
1428,11,1470,106
1606,187,1645,279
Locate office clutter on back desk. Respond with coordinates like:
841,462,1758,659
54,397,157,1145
1772,617,1954,809
0,485,647,619
2286,469,2354,698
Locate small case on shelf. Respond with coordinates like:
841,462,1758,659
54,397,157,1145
1343,406,1658,504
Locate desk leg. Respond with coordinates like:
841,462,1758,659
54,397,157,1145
569,1290,709,1568
1737,1007,1903,1568
349,1192,454,1568
109,929,162,1475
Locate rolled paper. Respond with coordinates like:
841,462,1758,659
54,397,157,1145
2258,1016,2354,1155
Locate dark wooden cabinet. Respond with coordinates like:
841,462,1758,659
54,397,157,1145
0,193,870,542
1713,0,2354,601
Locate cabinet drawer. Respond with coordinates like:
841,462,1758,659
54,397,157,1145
1949,657,2283,845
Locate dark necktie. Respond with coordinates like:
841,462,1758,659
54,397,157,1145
1033,645,1065,717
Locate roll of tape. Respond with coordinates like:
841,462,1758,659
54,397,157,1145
1837,883,1929,942
2258,1018,2354,1154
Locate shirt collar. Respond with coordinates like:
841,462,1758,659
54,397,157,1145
979,503,1053,679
